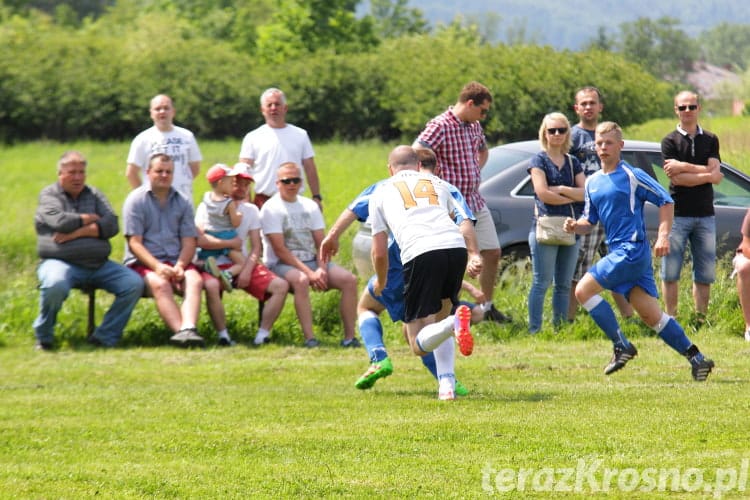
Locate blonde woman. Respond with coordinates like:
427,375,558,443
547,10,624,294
527,113,585,333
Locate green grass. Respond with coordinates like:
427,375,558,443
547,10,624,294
1,336,749,497
2,120,750,497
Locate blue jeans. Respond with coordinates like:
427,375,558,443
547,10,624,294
660,216,716,284
33,259,144,346
528,229,580,333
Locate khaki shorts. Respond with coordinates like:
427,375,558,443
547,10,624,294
474,205,500,251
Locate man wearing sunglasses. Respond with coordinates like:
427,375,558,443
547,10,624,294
660,91,723,327
260,162,358,348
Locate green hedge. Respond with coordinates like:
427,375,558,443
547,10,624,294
0,14,674,143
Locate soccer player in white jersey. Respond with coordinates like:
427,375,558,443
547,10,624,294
564,122,714,381
368,145,483,400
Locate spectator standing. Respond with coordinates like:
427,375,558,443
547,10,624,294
196,163,290,346
414,81,510,324
565,122,714,381
260,162,356,347
33,151,143,350
660,90,723,326
527,113,585,333
567,86,633,321
123,151,205,347
127,94,202,205
239,88,322,210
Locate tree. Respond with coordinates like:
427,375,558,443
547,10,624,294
617,17,697,81
368,0,428,39
255,0,378,64
582,26,614,52
698,23,750,71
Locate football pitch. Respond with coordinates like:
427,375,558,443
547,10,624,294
1,334,747,498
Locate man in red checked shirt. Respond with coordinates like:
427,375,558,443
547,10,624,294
414,81,511,324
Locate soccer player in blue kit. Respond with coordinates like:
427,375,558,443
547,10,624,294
564,122,714,381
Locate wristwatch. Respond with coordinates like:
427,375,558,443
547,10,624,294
312,194,323,201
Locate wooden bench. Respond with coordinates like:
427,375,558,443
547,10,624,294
78,286,266,336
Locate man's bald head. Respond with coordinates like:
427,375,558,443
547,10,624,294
388,145,419,173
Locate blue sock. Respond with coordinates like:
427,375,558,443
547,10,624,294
655,317,692,355
586,297,630,349
358,314,388,362
421,352,438,380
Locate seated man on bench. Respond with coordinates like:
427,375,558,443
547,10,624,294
34,150,143,350
123,149,205,348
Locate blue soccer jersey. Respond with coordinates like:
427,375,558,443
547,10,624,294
583,161,673,249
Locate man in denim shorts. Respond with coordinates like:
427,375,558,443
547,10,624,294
660,91,723,326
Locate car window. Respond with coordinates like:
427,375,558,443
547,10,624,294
714,168,750,207
621,151,661,182
482,148,534,181
626,151,750,208
516,178,535,196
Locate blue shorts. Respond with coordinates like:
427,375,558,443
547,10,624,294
197,229,237,260
660,216,716,284
589,241,658,299
367,274,405,323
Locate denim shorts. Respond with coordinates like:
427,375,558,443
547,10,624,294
660,216,716,284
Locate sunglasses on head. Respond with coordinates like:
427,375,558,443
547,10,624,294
547,127,568,135
279,177,302,185
677,104,698,111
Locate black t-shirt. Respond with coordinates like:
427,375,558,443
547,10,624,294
661,126,720,217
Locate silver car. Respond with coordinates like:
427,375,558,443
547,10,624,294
352,140,750,278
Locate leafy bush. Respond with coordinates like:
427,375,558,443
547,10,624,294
0,11,674,144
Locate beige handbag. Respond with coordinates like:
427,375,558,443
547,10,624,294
536,212,575,246
535,155,576,246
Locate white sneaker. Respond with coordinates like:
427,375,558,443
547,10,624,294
744,328,750,342
438,378,455,401
254,330,270,345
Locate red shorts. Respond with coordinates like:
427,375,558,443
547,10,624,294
219,262,277,301
253,193,271,209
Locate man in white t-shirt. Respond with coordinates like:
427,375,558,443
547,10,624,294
369,145,482,400
239,88,322,210
195,163,290,347
127,94,202,204
260,162,357,348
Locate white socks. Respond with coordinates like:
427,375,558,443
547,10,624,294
254,328,270,345
415,315,455,352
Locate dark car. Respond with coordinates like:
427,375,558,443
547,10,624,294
352,140,750,278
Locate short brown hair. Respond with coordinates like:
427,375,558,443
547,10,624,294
416,148,437,172
458,81,492,105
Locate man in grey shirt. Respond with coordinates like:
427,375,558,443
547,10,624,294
123,150,205,347
34,151,143,350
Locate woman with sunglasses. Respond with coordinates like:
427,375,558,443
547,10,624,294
527,112,586,334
